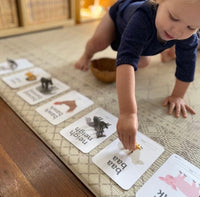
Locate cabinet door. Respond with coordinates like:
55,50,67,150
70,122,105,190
0,0,18,29
20,0,70,26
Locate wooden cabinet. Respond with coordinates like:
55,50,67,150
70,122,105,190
0,0,18,29
0,0,76,38
0,0,117,38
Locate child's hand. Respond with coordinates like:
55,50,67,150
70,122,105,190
163,96,196,118
117,113,138,151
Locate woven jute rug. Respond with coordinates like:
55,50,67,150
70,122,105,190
0,23,200,196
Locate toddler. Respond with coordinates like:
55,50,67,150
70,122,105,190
75,0,200,151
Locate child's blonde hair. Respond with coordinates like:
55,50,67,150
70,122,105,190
149,0,158,3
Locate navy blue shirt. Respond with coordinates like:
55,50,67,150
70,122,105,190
109,0,198,82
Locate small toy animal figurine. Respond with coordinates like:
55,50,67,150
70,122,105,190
135,144,143,150
7,58,18,70
25,72,37,81
86,116,111,138
40,77,53,90
129,144,143,154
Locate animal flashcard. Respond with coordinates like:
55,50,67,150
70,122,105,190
136,154,200,197
36,90,94,125
2,68,50,88
17,78,70,105
60,108,117,153
92,133,164,190
0,58,34,75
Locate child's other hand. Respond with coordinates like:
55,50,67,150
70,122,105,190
163,96,196,118
117,113,138,151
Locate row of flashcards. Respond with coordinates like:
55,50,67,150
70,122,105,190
1,59,200,195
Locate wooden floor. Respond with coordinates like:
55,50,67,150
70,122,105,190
0,97,95,197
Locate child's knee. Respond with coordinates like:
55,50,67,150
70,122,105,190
138,56,151,68
87,36,107,51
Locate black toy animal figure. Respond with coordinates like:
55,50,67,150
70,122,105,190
40,77,53,91
86,116,111,138
7,58,18,70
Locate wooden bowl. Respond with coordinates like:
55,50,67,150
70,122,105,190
90,58,116,83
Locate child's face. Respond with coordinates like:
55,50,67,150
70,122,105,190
155,0,200,41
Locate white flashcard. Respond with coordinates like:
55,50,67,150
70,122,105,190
0,58,34,75
92,133,164,190
2,67,50,88
136,154,200,197
36,90,94,125
17,78,70,105
60,108,117,153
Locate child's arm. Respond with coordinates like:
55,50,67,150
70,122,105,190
163,79,196,118
116,65,138,151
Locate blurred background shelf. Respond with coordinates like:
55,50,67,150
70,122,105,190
76,0,116,23
0,0,116,38
0,0,19,29
0,0,75,38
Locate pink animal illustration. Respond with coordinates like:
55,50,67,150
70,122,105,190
159,171,200,197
